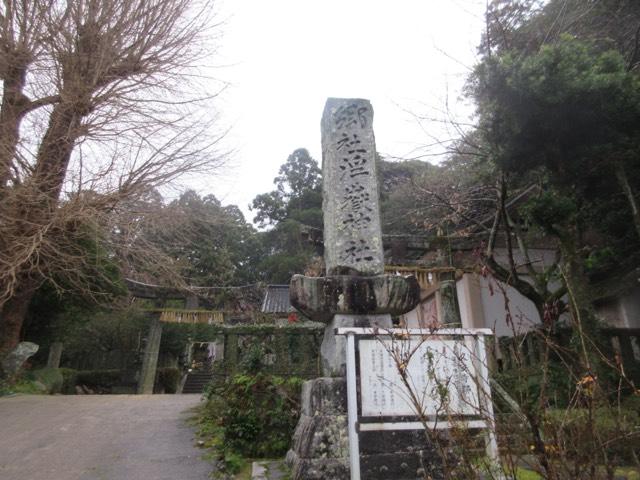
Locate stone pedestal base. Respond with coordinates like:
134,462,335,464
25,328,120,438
321,314,391,376
287,377,348,480
287,377,443,480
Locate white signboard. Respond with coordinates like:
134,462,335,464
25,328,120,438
359,338,480,417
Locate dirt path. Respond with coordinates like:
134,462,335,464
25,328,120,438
0,394,213,480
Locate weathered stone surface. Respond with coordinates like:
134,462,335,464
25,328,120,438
321,314,391,377
286,450,348,480
360,451,444,480
300,377,346,416
289,426,444,480
46,342,63,369
290,274,420,322
291,414,348,458
288,98,444,480
288,377,350,479
251,460,289,480
359,429,435,455
321,98,384,277
1,341,38,377
439,270,461,325
137,317,162,394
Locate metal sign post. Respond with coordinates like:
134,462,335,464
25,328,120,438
338,327,500,480
345,332,361,480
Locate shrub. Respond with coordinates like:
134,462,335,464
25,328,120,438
198,373,303,461
544,406,639,462
0,367,64,395
59,368,79,394
29,368,64,394
0,378,44,395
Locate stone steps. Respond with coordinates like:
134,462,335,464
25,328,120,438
181,371,213,394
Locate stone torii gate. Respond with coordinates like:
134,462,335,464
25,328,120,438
287,99,432,479
125,279,204,394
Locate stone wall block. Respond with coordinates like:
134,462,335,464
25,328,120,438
360,451,444,480
300,377,347,416
359,429,433,455
286,450,348,480
291,414,348,459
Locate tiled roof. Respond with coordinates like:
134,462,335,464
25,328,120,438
261,285,292,314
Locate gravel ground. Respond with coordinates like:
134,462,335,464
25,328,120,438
0,394,213,480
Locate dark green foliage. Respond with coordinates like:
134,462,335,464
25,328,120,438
584,247,617,273
2,368,66,395
57,308,149,369
250,148,323,282
191,327,318,471
544,407,639,463
622,394,640,415
274,148,322,197
149,190,261,292
75,369,121,391
495,354,574,409
238,343,267,374
251,148,322,229
27,367,64,394
159,322,322,380
45,367,128,395
0,378,11,396
250,191,287,228
59,368,78,394
470,21,640,263
223,326,322,379
256,223,317,283
484,0,640,62
378,158,432,196
155,367,181,393
471,37,640,177
522,191,577,237
159,322,197,359
22,264,127,365
201,373,303,459
469,8,640,310
378,158,435,235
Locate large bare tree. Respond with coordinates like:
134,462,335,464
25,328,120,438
0,0,225,353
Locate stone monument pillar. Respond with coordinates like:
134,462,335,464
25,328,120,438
287,99,426,479
137,317,163,394
46,342,63,369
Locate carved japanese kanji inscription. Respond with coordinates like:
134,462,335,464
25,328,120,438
321,98,384,276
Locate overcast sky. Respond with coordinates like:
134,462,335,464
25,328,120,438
197,0,487,222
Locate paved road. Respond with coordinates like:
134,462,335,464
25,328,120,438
0,394,213,480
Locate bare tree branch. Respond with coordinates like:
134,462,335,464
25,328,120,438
0,0,225,353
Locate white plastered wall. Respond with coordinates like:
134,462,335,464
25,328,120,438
403,295,438,328
457,273,542,337
620,286,640,329
598,286,640,329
